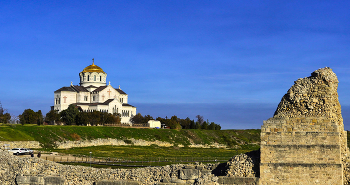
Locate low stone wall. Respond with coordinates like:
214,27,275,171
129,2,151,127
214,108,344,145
218,177,258,185
0,138,228,150
0,149,215,184
188,143,227,149
0,141,41,149
55,138,174,149
54,138,227,149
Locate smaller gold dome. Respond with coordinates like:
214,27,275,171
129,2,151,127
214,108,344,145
82,60,105,73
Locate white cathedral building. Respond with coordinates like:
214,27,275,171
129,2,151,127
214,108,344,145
53,59,136,125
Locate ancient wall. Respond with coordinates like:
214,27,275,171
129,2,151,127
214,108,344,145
260,67,347,185
55,138,227,149
0,141,41,150
0,138,227,151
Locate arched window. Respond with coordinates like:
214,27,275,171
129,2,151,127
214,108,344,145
94,75,96,81
100,76,102,81
87,75,90,81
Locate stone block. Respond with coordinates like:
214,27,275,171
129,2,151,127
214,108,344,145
179,169,199,180
170,178,186,184
16,175,45,185
201,169,212,175
162,178,171,183
44,176,65,185
218,177,258,184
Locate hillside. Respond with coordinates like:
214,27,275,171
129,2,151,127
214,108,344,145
0,124,260,149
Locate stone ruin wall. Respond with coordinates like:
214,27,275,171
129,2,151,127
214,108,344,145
260,67,348,185
54,138,227,149
0,141,41,150
1,138,228,151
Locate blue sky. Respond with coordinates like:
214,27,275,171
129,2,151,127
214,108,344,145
1,1,350,129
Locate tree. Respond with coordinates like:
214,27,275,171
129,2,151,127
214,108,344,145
152,114,218,130
164,119,181,129
60,104,79,125
215,124,221,130
1,113,11,123
113,113,122,124
105,113,121,125
75,112,89,125
195,122,201,129
10,115,20,124
0,101,4,115
180,117,192,129
171,115,178,121
19,109,37,125
208,122,216,130
143,115,154,123
130,113,144,124
196,115,204,125
115,114,121,124
88,110,101,126
0,101,11,123
190,121,196,129
201,121,208,130
36,110,44,125
158,116,179,129
45,110,60,124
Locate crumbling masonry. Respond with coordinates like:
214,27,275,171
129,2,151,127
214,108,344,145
260,67,348,184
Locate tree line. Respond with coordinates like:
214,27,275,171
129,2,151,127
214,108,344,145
131,113,221,130
0,102,11,123
21,104,121,126
2,102,221,130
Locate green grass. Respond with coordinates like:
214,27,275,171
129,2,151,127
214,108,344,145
49,145,259,159
49,145,260,168
0,124,263,168
0,124,261,149
0,125,35,141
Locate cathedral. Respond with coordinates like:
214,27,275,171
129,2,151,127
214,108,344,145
53,59,136,125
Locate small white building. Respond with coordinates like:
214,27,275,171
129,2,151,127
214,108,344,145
52,59,136,125
148,120,161,128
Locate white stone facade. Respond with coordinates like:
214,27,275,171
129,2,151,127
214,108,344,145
53,60,136,125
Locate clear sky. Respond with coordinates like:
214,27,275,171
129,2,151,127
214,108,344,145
1,1,350,130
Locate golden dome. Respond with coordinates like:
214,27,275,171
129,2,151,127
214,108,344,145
82,60,105,73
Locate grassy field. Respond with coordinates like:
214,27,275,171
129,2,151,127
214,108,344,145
3,124,350,168
49,145,259,168
50,145,259,159
0,124,261,167
0,124,261,149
